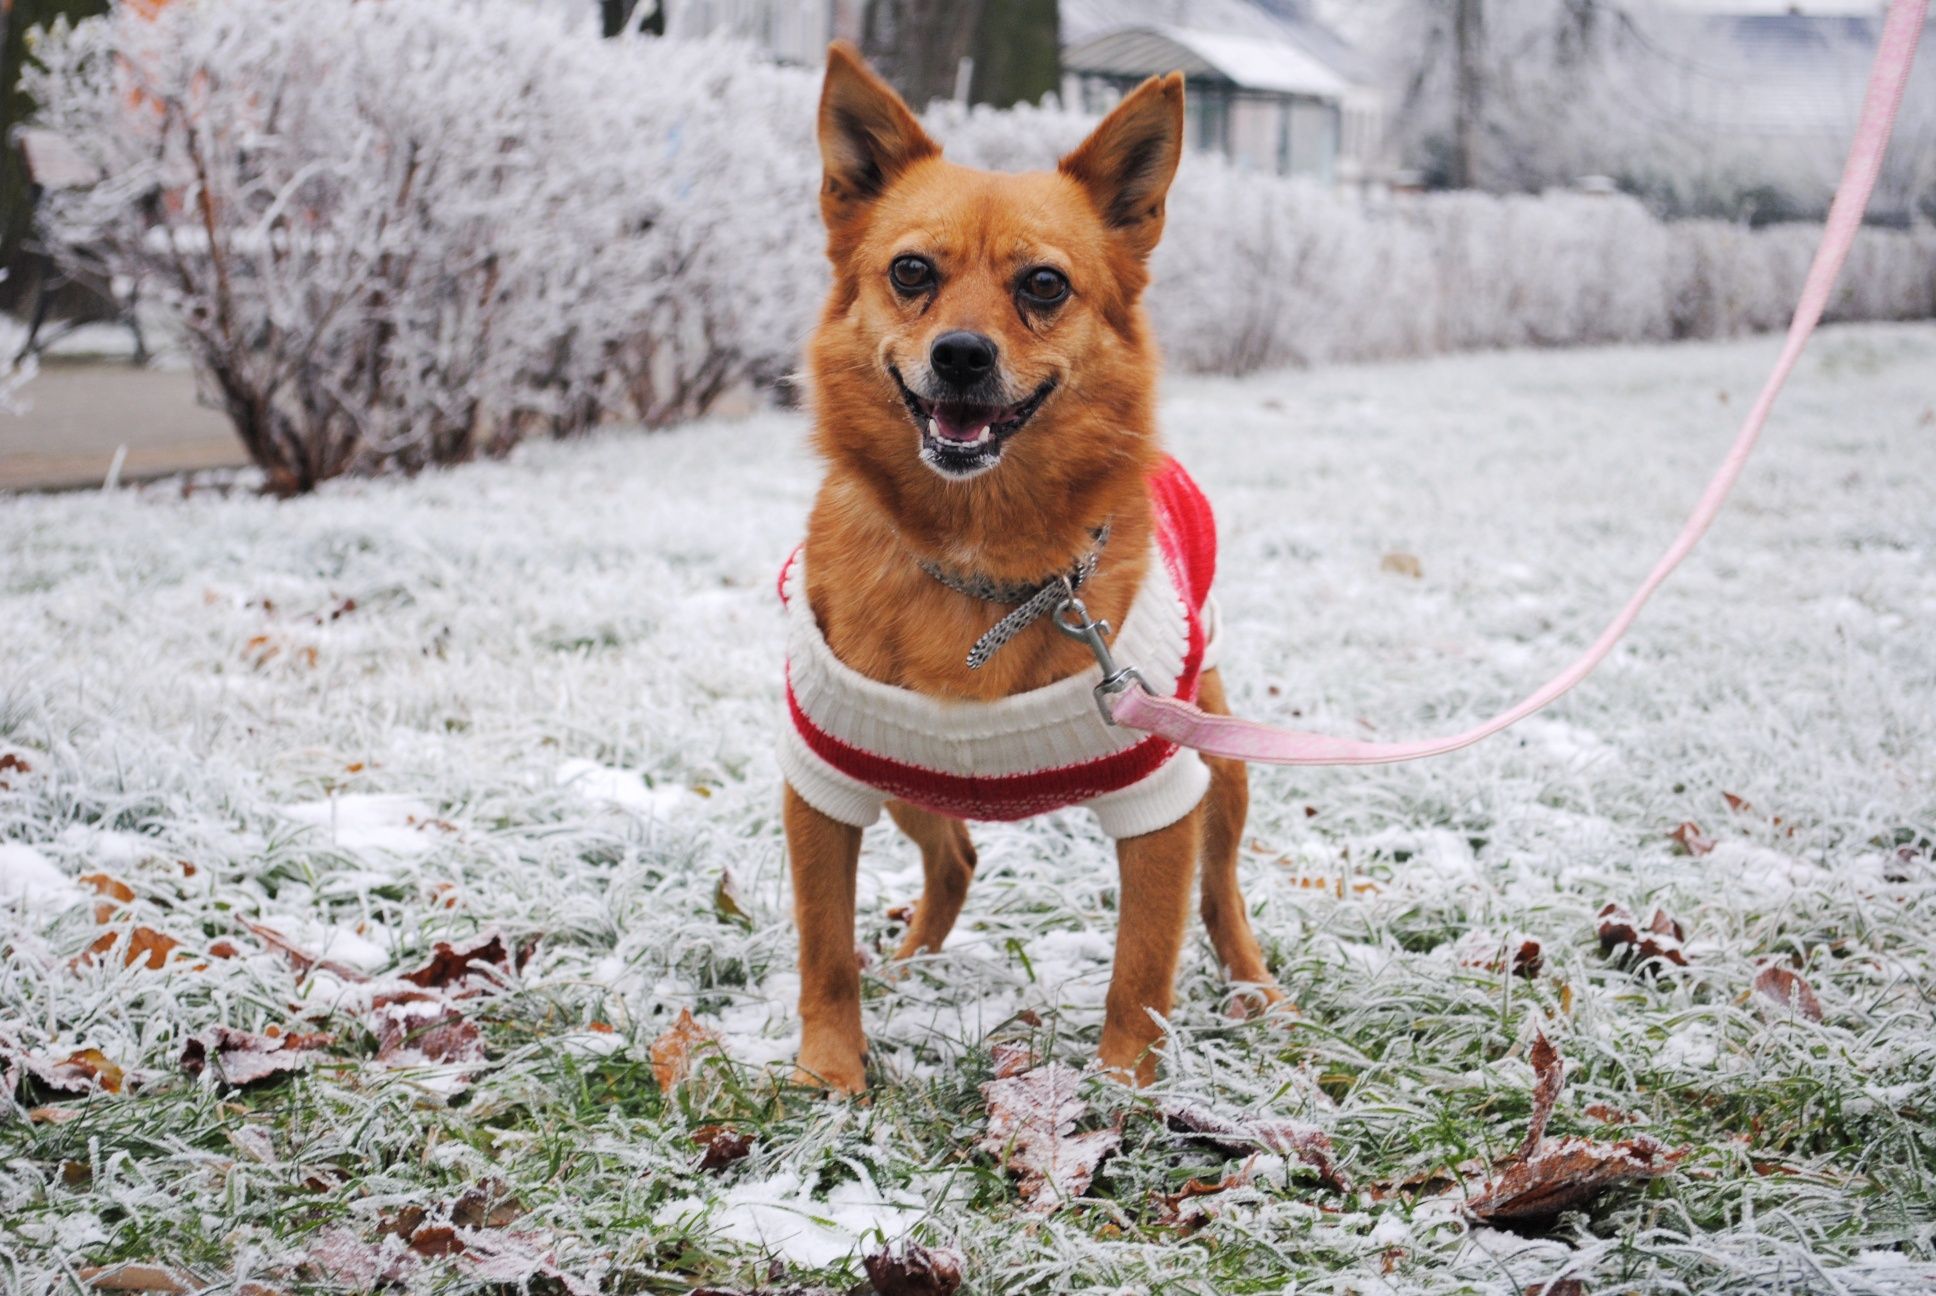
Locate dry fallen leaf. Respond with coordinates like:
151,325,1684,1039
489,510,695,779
1466,1133,1686,1227
72,926,182,972
1752,963,1823,1021
989,1041,1038,1079
1164,1101,1347,1191
1152,1156,1263,1229
307,1217,594,1295
76,1263,188,1293
372,995,487,1067
862,1240,964,1296
1596,903,1689,969
124,927,181,971
241,920,371,983
1380,551,1423,578
400,931,532,997
1518,1034,1565,1158
78,872,136,923
181,1025,331,1089
1668,821,1716,856
1583,1102,1643,1126
1462,1033,1686,1228
304,1226,415,1288
649,1008,720,1093
7,1045,126,1099
693,1125,755,1172
1460,937,1545,980
1525,1280,1587,1296
29,1105,84,1125
452,1179,526,1230
713,869,750,925
979,1062,1122,1212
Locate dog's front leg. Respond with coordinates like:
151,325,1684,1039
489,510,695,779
784,784,868,1093
1098,806,1203,1085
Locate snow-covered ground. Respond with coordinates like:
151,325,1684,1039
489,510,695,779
2,324,1933,1293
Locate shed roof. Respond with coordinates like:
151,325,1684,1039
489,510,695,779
1064,25,1352,99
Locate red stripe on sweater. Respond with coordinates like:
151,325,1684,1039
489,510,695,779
787,667,1183,821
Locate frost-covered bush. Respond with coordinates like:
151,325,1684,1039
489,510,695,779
24,3,1936,490
26,0,820,490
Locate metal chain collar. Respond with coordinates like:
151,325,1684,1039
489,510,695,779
917,522,1111,670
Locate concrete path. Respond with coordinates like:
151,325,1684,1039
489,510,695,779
0,362,247,492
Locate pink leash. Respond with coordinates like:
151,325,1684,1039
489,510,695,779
1078,0,1928,768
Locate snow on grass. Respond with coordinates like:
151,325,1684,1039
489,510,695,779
1,324,1933,1293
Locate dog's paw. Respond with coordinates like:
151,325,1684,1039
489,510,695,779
794,1041,868,1095
1224,981,1297,1022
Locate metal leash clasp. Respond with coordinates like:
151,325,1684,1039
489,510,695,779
1052,576,1146,725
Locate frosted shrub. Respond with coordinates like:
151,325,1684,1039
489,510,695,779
25,0,821,490
570,40,821,426
30,2,585,488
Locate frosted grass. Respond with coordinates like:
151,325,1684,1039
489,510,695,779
1,324,1932,1293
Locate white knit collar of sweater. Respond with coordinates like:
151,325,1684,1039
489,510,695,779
785,542,1195,758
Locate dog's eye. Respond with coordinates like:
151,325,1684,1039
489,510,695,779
1019,267,1069,305
890,256,935,293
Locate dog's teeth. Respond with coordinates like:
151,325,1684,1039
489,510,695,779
927,416,939,438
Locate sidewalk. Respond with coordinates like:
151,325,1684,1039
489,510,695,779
0,362,247,492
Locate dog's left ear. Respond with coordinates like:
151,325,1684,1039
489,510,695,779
819,42,938,247
1058,73,1185,260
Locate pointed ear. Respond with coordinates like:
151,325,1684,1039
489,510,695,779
819,42,938,237
1058,73,1185,258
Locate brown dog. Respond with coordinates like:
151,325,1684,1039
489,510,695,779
781,44,1279,1093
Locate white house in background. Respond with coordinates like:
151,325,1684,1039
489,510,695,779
1644,0,1934,211
1061,0,1383,185
1655,1,1900,133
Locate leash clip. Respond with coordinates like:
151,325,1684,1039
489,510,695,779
1053,578,1146,726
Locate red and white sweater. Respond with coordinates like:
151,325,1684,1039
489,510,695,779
779,456,1220,839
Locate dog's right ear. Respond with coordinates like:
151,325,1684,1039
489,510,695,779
819,42,937,243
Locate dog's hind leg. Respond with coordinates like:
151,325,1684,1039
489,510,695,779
885,800,977,959
1194,668,1284,1016
785,784,869,1093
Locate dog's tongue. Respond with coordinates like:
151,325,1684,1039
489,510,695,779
929,404,993,443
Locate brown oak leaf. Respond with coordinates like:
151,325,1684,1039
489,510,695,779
78,872,135,924
1596,903,1689,969
1462,1033,1686,1228
241,921,371,983
979,1062,1121,1212
649,1008,721,1092
1466,1133,1686,1227
1152,1156,1263,1229
1668,822,1715,856
862,1240,964,1296
400,931,531,996
1163,1101,1347,1191
694,1125,755,1172
1752,963,1823,1021
372,995,486,1067
7,1044,126,1097
181,1026,330,1088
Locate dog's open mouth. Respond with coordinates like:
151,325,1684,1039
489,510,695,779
891,368,1057,478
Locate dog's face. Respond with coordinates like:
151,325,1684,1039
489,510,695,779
810,45,1183,486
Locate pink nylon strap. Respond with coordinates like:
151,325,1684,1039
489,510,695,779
1110,0,1929,768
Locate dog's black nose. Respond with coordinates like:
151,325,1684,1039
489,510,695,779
930,331,996,388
